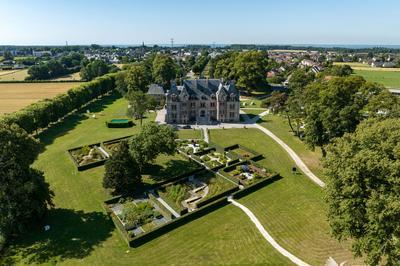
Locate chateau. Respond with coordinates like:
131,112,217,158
165,79,240,124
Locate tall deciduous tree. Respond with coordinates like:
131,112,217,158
103,141,141,195
124,64,151,92
303,76,381,156
324,118,400,265
0,123,53,243
152,54,177,88
125,90,156,125
129,122,177,172
232,51,269,92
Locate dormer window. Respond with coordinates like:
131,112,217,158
172,94,177,101
211,94,216,100
201,96,207,100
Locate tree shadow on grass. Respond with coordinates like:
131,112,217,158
143,159,199,182
38,92,122,150
2,208,113,265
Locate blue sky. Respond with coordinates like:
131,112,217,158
1,0,400,45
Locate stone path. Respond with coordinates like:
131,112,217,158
228,196,311,266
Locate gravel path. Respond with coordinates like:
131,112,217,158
228,196,311,266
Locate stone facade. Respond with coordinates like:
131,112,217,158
165,79,240,124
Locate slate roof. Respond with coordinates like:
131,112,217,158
147,84,165,95
168,79,238,97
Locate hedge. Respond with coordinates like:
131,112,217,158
0,73,118,134
129,197,229,247
105,119,134,128
232,174,282,199
67,143,109,171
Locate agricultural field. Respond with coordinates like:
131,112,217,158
353,69,400,88
0,69,29,81
0,94,290,265
334,61,400,71
0,82,83,114
51,72,81,81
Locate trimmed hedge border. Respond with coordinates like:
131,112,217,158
67,143,109,171
105,120,134,128
0,72,118,134
232,174,282,199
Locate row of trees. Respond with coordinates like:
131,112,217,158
207,50,270,92
26,52,85,80
103,122,177,195
1,73,118,134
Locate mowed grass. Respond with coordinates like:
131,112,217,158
1,94,291,265
242,108,267,116
210,128,360,265
353,69,400,88
258,114,325,179
0,69,29,81
177,128,201,139
0,82,84,114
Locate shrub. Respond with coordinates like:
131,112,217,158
120,202,158,228
166,184,188,203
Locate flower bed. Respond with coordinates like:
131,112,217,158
102,135,132,155
106,195,172,238
68,143,110,171
219,161,273,186
177,139,209,155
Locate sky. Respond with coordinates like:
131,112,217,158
1,0,400,46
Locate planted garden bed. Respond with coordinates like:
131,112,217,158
224,144,262,161
177,139,209,155
106,194,172,239
68,143,110,171
157,170,236,213
102,135,132,155
219,161,273,186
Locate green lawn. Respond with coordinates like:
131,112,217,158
354,69,400,88
242,108,267,116
177,129,201,139
1,93,291,265
240,98,264,108
257,114,325,179
209,128,360,265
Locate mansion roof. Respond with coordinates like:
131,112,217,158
168,79,238,98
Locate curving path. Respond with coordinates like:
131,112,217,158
254,123,325,187
228,196,311,266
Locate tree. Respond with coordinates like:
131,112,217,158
261,91,288,114
129,122,177,172
103,141,141,195
152,54,177,88
324,118,400,265
303,76,381,156
3,51,14,61
125,90,156,125
363,89,400,119
192,51,209,75
0,123,53,243
80,59,110,81
232,51,269,92
124,64,151,92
